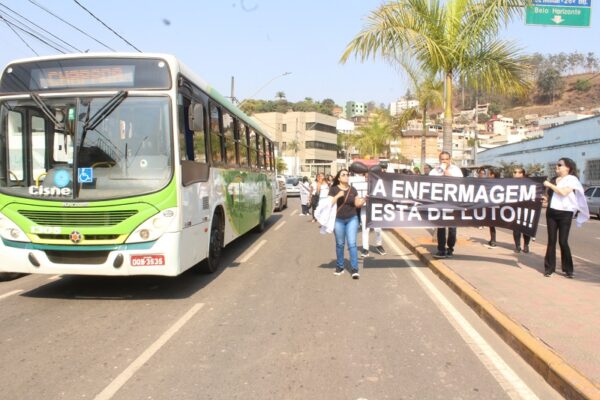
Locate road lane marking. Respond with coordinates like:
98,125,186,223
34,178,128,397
290,210,299,216
94,303,204,400
238,239,267,263
574,255,593,263
383,234,539,400
48,275,61,281
537,223,547,227
0,289,23,300
274,220,286,231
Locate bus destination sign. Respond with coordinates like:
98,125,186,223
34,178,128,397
34,65,135,89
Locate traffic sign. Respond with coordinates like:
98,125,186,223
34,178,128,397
526,4,591,27
532,0,590,6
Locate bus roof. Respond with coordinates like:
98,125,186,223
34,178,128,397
1,52,272,141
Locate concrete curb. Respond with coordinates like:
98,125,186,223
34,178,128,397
392,228,600,400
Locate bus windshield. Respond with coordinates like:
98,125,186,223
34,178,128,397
0,95,172,201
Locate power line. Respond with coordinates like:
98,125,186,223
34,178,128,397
28,0,116,52
72,0,141,52
0,9,70,53
0,14,66,54
0,14,38,56
0,2,81,52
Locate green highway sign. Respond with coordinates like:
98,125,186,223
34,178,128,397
526,5,592,27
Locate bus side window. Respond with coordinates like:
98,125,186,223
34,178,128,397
190,102,207,163
249,129,258,169
178,95,194,161
209,104,223,163
223,111,236,165
239,123,249,167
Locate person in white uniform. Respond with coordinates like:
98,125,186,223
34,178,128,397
429,151,463,258
349,169,386,257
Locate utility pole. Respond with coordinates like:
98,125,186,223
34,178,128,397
229,76,237,104
473,98,479,166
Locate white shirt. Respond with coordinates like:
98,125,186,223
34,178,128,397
429,164,463,177
549,174,589,226
348,175,367,197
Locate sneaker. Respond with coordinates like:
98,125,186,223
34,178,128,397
333,267,344,276
351,271,360,279
544,272,552,277
375,245,386,255
446,249,453,258
488,241,497,247
566,273,574,279
515,246,521,253
433,251,446,259
360,249,369,258
523,245,529,253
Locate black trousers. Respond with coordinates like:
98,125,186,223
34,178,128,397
512,230,531,248
437,227,457,253
489,226,496,243
544,208,574,275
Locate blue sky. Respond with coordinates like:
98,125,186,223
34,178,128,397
1,0,599,106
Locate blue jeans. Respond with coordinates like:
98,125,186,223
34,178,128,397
334,215,359,271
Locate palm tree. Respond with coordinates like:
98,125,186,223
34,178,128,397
350,111,393,158
340,0,532,153
414,74,444,167
287,139,301,175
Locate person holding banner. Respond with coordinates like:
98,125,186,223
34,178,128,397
543,158,589,278
348,167,386,258
429,151,463,258
330,168,366,279
486,169,498,247
512,167,532,253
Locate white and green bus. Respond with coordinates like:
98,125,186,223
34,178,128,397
0,53,275,276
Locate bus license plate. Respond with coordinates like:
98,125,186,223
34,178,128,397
130,254,165,267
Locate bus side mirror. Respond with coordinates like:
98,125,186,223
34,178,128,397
189,103,204,132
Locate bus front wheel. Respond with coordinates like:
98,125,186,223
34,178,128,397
199,211,224,273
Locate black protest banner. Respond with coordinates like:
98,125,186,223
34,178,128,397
366,172,544,237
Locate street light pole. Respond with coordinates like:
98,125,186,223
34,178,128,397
236,71,292,108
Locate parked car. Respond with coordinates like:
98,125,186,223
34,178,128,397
584,186,600,219
273,177,288,211
285,176,300,196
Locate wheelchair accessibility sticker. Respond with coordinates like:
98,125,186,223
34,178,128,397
78,168,94,183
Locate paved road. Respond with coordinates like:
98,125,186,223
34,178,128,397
0,198,563,399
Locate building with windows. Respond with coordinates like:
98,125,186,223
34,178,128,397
252,111,338,177
390,97,419,116
344,101,367,119
389,130,440,167
478,115,600,184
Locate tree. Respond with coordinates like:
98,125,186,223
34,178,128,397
349,111,393,158
536,67,564,104
275,91,286,100
319,98,336,115
340,0,532,153
276,157,287,174
415,75,443,167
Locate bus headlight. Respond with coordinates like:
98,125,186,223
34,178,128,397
125,208,177,243
0,213,30,242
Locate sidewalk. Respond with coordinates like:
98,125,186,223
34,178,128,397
392,226,600,400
